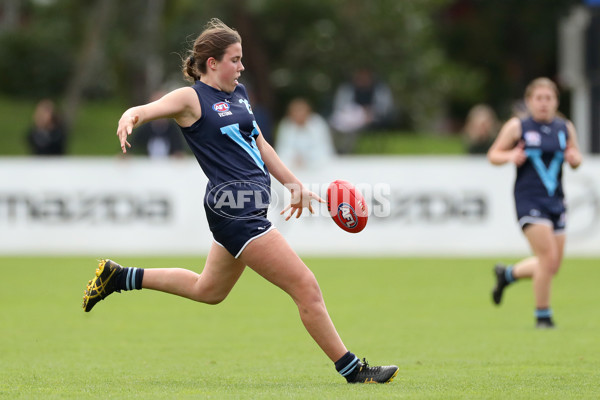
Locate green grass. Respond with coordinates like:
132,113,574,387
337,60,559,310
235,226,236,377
0,96,36,155
0,96,127,156
68,100,128,156
354,131,465,155
1,256,598,399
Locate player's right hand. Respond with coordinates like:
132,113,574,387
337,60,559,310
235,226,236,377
280,185,324,221
511,141,527,166
117,114,138,153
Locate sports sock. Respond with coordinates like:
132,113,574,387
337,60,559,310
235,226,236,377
505,265,517,283
535,308,553,320
335,351,359,380
117,267,144,291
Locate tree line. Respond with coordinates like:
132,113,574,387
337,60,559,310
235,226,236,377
0,0,579,132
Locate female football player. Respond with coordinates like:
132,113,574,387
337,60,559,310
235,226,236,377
487,77,582,328
81,18,397,384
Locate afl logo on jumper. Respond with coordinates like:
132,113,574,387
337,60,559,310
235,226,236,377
213,102,233,117
212,102,230,112
524,131,541,147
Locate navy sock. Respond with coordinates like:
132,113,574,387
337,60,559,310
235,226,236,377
118,267,144,291
335,351,359,379
505,265,516,283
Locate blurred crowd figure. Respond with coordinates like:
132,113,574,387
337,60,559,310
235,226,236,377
462,104,499,154
130,90,186,158
275,97,335,169
26,99,68,155
329,68,395,153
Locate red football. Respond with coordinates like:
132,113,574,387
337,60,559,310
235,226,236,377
326,180,368,233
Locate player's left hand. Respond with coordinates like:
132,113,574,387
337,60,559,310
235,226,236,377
280,186,325,221
565,146,582,169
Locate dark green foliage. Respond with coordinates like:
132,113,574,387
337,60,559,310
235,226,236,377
0,0,583,145
0,32,72,98
436,0,581,119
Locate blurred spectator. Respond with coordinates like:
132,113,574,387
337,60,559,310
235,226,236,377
462,104,499,154
276,97,335,169
26,99,68,155
329,68,395,153
130,91,186,158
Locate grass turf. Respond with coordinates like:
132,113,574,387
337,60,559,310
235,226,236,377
0,256,598,399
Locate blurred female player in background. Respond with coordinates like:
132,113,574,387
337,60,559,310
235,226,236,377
81,18,398,384
487,77,582,328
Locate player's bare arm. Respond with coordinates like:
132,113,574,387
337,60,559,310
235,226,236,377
117,87,200,153
255,132,323,219
487,117,526,166
565,120,582,169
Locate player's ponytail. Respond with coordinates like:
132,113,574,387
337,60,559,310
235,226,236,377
182,54,200,83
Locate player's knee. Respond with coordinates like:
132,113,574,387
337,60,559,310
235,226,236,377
193,295,226,305
295,275,324,309
549,262,561,276
299,271,321,293
541,254,561,276
203,297,225,305
549,253,561,275
190,287,228,305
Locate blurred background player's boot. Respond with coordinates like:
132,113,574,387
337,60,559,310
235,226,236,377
535,317,555,329
492,263,510,305
535,309,555,329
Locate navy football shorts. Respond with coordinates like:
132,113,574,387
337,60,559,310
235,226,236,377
515,196,566,234
206,208,274,258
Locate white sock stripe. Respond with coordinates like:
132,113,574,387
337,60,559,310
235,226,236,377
131,268,137,290
126,268,132,291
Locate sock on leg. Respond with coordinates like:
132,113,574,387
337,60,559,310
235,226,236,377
118,267,144,291
535,308,553,319
335,351,359,380
505,265,516,284
535,308,554,328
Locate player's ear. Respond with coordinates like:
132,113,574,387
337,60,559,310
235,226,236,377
207,57,217,70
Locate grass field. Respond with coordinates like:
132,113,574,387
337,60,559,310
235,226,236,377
1,256,599,399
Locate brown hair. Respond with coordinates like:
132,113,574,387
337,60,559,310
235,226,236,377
182,18,242,83
524,77,559,100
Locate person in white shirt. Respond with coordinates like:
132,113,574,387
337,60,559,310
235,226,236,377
276,97,336,169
